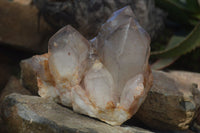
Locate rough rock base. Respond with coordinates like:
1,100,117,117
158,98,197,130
1,93,153,133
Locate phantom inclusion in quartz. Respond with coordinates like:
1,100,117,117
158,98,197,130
22,6,152,125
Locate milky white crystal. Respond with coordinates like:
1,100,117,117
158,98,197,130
48,25,90,106
84,60,116,110
23,6,152,125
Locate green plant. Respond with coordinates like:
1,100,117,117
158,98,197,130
151,0,200,70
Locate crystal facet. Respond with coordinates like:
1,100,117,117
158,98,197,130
48,25,90,106
96,6,150,98
23,6,152,125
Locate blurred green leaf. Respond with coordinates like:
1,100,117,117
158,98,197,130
155,0,200,25
151,23,200,69
166,35,185,49
151,23,200,58
152,0,200,70
151,57,178,70
192,13,200,19
151,35,185,70
171,0,200,13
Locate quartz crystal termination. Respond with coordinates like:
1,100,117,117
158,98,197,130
96,6,151,98
48,26,89,106
22,6,152,126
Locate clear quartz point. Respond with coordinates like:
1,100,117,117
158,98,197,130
48,25,90,106
96,6,151,99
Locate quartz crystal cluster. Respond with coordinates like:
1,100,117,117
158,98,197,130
23,6,152,125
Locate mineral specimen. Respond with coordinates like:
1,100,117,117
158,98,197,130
21,6,152,125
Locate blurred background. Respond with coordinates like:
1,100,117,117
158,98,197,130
0,0,200,90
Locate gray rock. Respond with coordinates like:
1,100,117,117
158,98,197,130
195,109,200,130
169,71,200,132
33,0,165,39
0,76,31,132
169,71,200,91
0,0,54,52
136,71,200,130
0,76,31,106
1,93,153,133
